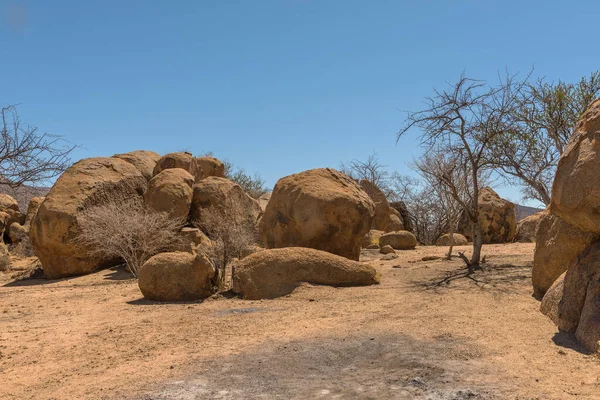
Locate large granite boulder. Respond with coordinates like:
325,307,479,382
458,187,516,243
259,168,375,261
232,247,380,299
30,157,147,279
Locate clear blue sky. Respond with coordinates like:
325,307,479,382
1,1,598,207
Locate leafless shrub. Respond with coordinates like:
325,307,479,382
0,105,76,188
193,196,257,290
75,198,185,277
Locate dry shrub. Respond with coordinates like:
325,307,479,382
75,198,185,277
194,196,257,290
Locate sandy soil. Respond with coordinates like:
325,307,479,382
1,243,599,399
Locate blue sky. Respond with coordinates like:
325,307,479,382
1,1,598,207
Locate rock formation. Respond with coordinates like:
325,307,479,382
259,168,374,260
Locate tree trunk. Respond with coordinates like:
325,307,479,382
446,216,456,260
469,219,484,272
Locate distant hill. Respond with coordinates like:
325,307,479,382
515,204,544,221
0,185,50,211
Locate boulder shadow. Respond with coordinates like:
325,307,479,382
551,331,591,355
126,297,207,306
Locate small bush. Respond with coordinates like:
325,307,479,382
193,196,257,290
75,198,185,277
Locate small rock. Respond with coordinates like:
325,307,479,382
366,244,380,250
381,254,399,260
380,245,396,255
421,256,441,261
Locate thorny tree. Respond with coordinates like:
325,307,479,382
398,74,522,271
0,105,75,188
413,150,470,260
340,153,390,189
489,71,600,205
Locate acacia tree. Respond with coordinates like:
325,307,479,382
222,159,269,199
0,105,75,188
398,74,520,271
413,150,469,259
340,153,390,189
489,71,600,205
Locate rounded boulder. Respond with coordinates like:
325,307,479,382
195,156,225,178
259,168,375,261
138,252,216,301
30,157,147,279
153,152,202,181
435,233,469,246
379,230,417,250
144,168,194,220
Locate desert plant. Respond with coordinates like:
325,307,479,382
399,73,523,271
193,196,257,290
0,105,75,188
75,198,185,277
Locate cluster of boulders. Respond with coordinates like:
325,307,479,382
28,151,244,281
0,193,45,270
22,159,383,300
537,99,600,352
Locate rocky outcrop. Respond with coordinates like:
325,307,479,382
113,150,161,181
379,231,417,250
435,233,468,246
30,157,147,279
550,99,600,234
144,169,194,220
535,100,600,353
458,187,516,243
232,247,380,299
259,168,374,261
138,252,215,301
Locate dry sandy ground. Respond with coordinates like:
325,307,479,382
1,243,599,399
